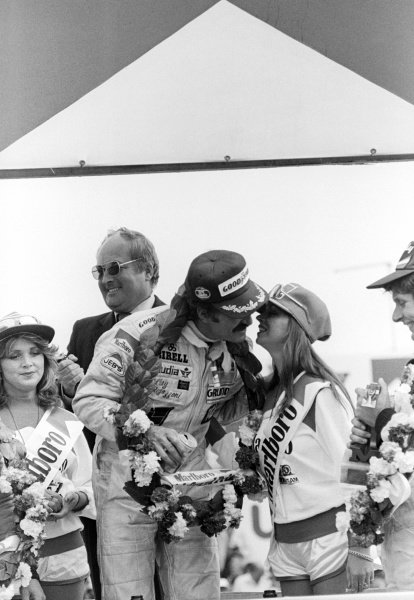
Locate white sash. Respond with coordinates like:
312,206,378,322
261,374,330,511
24,406,84,488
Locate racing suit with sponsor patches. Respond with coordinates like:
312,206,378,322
73,306,250,600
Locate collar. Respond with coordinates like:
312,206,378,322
182,321,231,371
114,293,155,320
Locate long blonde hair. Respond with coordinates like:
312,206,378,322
0,334,61,408
270,316,352,415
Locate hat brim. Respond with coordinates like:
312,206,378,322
367,269,414,289
0,324,55,344
213,281,267,318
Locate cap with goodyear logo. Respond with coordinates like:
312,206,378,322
185,250,267,318
367,242,414,289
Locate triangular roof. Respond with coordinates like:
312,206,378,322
1,0,413,169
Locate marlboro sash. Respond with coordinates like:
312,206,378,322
24,406,84,489
259,374,330,512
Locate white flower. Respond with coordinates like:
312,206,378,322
335,510,351,532
0,583,16,600
238,423,255,446
370,479,392,503
0,476,12,494
394,450,414,473
23,481,46,503
380,441,400,461
143,451,161,472
147,502,169,521
168,512,189,539
20,517,44,538
123,409,151,436
15,562,32,588
369,456,396,477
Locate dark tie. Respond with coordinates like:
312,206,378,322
116,312,130,322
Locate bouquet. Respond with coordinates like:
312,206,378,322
103,313,266,542
337,365,414,546
0,422,49,599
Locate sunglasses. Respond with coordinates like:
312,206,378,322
0,315,41,332
91,258,142,280
269,283,307,313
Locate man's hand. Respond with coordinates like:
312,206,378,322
56,354,84,398
146,426,190,472
354,377,392,428
349,417,371,446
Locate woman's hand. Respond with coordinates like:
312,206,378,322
49,491,88,519
21,579,46,600
45,490,64,519
346,549,375,593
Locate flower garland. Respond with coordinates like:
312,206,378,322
337,364,414,547
104,315,267,542
0,423,49,599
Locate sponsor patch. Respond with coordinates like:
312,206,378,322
137,315,156,332
219,266,249,297
195,287,211,300
206,386,230,402
177,380,190,391
113,328,138,355
101,352,125,376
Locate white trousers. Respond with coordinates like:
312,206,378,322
94,440,220,600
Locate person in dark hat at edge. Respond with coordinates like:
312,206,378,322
72,249,266,600
56,227,165,600
350,241,414,591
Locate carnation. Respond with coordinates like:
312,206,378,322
143,451,161,472
168,512,189,539
238,424,255,446
20,518,44,539
369,456,396,477
0,477,12,494
370,479,392,503
393,450,414,473
380,441,401,461
15,562,32,587
123,409,151,436
336,510,351,532
0,583,16,600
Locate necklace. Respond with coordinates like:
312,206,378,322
4,402,41,444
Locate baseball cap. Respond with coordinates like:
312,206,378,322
185,250,267,318
367,242,414,289
268,283,331,342
0,312,55,344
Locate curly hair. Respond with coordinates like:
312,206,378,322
0,334,61,409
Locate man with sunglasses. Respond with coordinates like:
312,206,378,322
56,226,164,600
72,249,266,600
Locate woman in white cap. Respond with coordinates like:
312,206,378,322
0,313,94,600
254,284,361,596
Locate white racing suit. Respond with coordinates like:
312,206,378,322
73,306,250,600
